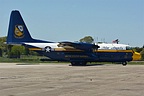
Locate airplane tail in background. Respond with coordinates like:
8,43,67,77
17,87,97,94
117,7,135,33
7,10,49,44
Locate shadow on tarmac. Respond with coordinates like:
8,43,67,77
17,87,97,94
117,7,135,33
69,63,105,67
86,63,105,66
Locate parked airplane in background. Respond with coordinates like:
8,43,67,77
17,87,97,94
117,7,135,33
7,10,141,66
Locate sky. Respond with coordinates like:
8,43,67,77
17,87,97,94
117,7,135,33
0,0,144,47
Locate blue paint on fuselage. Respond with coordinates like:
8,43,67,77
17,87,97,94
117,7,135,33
36,50,133,62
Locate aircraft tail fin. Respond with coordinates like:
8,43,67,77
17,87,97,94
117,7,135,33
7,10,49,44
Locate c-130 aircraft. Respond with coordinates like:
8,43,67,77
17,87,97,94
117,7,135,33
7,10,141,66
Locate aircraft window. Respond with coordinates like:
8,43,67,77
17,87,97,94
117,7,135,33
126,46,132,50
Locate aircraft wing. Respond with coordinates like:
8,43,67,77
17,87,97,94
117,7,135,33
58,42,99,51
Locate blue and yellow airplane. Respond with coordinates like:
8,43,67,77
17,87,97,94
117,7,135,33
7,10,141,66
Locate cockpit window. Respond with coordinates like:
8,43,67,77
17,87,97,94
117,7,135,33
126,46,132,50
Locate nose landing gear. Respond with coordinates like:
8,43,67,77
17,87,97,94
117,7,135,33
122,61,127,66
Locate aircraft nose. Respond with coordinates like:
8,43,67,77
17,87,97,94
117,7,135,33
132,52,141,61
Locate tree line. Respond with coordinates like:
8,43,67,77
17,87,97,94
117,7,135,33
0,37,38,58
0,36,144,60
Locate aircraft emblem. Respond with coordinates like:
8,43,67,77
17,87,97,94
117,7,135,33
14,25,24,38
44,46,55,52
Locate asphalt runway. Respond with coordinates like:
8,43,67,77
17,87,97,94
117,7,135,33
0,63,144,96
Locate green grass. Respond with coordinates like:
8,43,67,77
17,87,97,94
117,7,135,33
0,56,144,65
0,56,62,64
88,61,144,65
128,61,144,65
0,55,43,63
0,57,38,63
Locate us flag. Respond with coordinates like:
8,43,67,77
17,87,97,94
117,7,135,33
112,39,119,44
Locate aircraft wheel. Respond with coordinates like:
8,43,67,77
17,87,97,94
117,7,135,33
71,62,77,66
71,61,87,66
79,62,87,66
122,62,127,66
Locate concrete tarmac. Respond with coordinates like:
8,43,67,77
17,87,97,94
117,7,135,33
0,63,144,96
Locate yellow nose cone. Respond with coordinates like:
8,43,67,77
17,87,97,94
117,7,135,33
133,52,141,61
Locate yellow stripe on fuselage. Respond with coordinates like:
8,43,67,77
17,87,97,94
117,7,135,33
54,48,83,52
29,48,42,51
95,50,133,53
54,48,134,53
29,47,134,53
28,47,83,51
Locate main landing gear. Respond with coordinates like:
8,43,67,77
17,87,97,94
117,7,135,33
71,61,87,66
